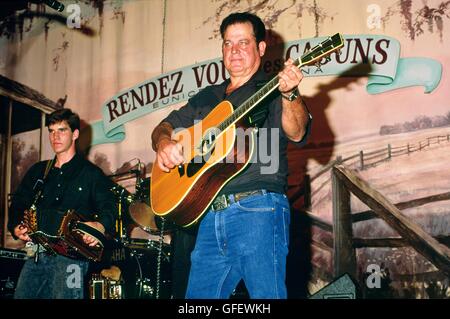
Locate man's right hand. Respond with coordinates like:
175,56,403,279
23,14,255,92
14,224,31,242
156,138,185,172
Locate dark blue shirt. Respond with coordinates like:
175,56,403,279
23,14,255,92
163,69,311,195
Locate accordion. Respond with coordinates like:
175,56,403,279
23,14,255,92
22,209,106,262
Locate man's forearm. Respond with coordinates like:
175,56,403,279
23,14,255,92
151,121,174,151
281,95,310,142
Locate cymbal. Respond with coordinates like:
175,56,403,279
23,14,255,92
128,201,158,233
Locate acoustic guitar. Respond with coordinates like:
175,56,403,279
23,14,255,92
150,33,344,227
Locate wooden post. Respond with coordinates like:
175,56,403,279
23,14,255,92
332,166,357,278
334,165,450,276
407,143,410,154
1,99,13,247
359,151,364,170
387,144,392,159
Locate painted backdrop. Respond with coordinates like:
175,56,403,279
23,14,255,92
1,0,449,298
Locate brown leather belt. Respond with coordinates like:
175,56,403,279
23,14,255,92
210,190,265,211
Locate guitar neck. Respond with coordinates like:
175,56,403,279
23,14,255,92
218,74,281,132
218,58,300,132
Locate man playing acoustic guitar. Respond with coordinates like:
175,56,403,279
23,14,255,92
8,108,116,299
151,12,312,299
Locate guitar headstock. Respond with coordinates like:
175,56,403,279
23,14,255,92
297,33,344,68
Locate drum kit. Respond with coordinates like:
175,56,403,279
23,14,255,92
89,163,175,299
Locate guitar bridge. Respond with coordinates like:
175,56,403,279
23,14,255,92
178,164,185,177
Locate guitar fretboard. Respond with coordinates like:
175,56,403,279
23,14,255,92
217,74,281,133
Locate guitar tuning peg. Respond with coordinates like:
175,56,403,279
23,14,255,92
325,56,331,62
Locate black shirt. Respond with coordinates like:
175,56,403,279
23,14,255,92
163,69,311,195
8,153,117,237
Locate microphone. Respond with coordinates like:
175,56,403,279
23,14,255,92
43,0,65,12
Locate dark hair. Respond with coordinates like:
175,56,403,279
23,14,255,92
220,12,266,43
46,108,80,132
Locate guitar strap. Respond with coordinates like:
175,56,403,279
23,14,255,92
247,81,270,128
29,158,55,211
30,159,55,210
222,78,270,129
28,158,54,263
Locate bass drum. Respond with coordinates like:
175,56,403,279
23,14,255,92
101,239,172,299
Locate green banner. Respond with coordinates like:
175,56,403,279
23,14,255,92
91,34,442,146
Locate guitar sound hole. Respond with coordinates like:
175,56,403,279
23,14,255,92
201,128,220,153
186,144,216,177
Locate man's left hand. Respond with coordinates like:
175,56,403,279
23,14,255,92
278,58,303,94
82,221,105,247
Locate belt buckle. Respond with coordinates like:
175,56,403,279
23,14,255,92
25,241,38,258
212,194,228,211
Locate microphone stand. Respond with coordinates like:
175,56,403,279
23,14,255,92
136,161,145,200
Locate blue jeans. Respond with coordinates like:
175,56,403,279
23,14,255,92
14,253,89,299
185,191,290,299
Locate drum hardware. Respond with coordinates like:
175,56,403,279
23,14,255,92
110,184,133,240
89,273,123,299
132,251,154,298
121,238,171,255
108,161,142,180
109,158,144,184
136,278,154,297
116,187,125,240
155,217,166,299
135,160,145,198
119,233,172,299
110,159,146,240
91,241,172,299
106,160,174,299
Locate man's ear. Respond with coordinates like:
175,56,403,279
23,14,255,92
72,129,80,141
258,41,267,57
